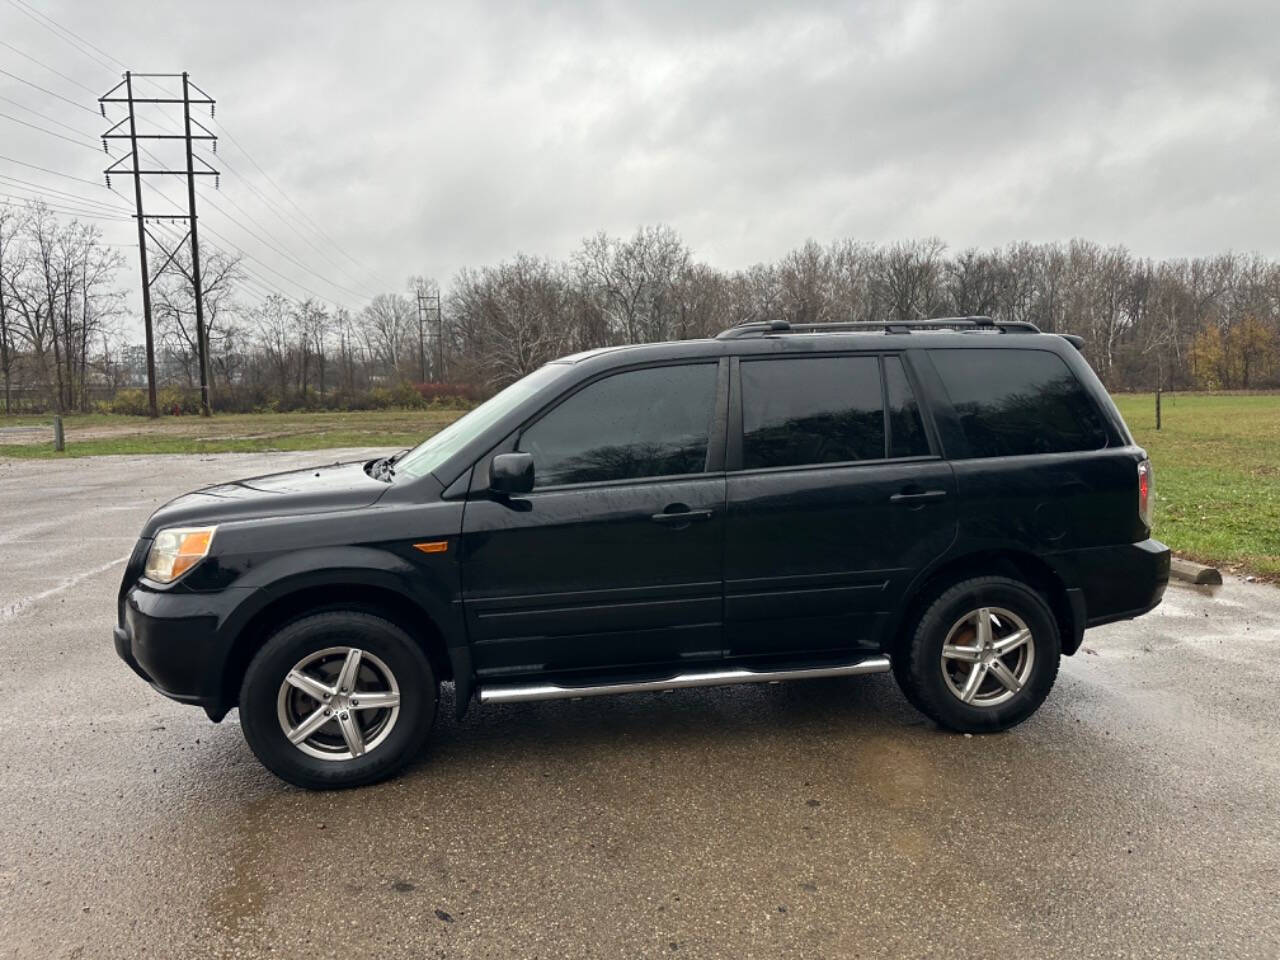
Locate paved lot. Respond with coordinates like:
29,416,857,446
1,451,1278,959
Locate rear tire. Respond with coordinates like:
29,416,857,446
893,576,1060,733
239,611,437,789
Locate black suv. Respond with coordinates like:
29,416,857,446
114,318,1169,788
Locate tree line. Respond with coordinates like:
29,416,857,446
3,203,1279,414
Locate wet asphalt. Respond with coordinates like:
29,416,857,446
0,451,1277,959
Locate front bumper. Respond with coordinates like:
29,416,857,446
114,584,251,719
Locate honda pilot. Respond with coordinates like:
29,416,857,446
114,317,1170,788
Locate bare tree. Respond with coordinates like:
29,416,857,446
359,293,416,380
450,255,573,387
153,248,244,399
0,204,22,413
874,238,948,322
575,225,691,343
253,294,293,400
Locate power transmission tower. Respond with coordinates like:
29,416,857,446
416,288,428,383
100,72,219,417
417,286,443,381
435,292,444,382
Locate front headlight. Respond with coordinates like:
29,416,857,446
144,526,217,584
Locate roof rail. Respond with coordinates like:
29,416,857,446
716,317,1042,339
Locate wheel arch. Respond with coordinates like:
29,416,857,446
887,549,1081,658
218,581,460,720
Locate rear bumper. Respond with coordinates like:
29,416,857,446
1080,538,1170,627
1049,538,1170,650
114,585,250,719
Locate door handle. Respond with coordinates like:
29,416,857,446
651,506,714,525
889,489,947,504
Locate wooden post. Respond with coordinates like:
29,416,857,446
53,415,65,452
1155,352,1163,431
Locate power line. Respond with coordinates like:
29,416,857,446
0,153,109,187
3,0,122,75
197,186,379,302
140,177,337,312
149,217,325,309
0,173,132,211
0,66,100,116
207,118,399,290
203,220,353,306
139,142,364,303
0,192,129,220
0,15,356,325
0,39,102,95
137,143,368,308
7,2,394,308
0,110,100,150
0,91,97,138
198,147,383,297
7,6,393,301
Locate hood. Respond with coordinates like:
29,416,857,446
141,459,390,536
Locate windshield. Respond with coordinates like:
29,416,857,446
395,364,569,480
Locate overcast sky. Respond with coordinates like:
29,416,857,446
2,0,1278,321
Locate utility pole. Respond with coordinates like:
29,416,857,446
181,73,210,417
100,72,219,416
435,292,444,382
416,288,428,383
121,72,157,418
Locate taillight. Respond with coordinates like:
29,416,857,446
1137,459,1154,529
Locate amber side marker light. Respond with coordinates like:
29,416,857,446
413,541,449,554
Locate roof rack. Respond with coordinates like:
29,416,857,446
716,316,1043,340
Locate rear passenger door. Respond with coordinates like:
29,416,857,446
723,353,956,662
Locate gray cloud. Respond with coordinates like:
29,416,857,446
3,0,1276,324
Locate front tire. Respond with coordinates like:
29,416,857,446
893,576,1060,733
239,611,437,789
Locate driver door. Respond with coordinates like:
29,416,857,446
459,360,729,681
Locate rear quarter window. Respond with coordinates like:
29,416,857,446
929,348,1109,458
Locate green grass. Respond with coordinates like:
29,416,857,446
5,394,1279,577
0,409,464,458
1114,393,1280,578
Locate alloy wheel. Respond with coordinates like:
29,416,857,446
276,646,401,761
939,606,1035,708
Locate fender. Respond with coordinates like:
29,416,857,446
214,544,471,710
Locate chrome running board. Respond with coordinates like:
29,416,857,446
477,656,891,704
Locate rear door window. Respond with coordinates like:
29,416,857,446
741,356,884,469
928,348,1109,458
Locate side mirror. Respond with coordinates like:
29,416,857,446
489,452,534,495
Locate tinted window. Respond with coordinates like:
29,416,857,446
741,356,884,469
885,356,930,458
518,364,718,487
929,348,1109,458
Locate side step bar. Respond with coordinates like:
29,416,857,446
477,656,891,705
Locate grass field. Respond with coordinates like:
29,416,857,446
1114,393,1280,579
0,409,464,457
2,393,1278,576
